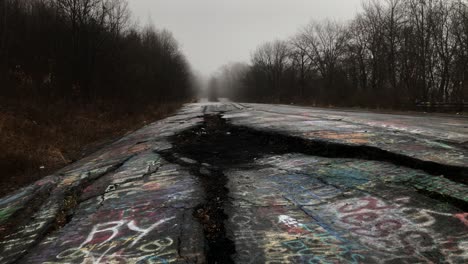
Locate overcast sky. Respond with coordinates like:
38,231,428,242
128,0,363,76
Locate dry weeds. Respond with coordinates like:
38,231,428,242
0,101,184,196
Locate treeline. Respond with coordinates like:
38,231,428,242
0,0,193,110
216,0,468,108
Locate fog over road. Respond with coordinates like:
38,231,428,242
1,102,467,263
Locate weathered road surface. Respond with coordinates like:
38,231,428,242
1,102,467,263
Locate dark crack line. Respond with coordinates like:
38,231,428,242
177,210,184,258
157,150,236,264
234,123,468,185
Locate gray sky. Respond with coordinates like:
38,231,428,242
128,0,363,76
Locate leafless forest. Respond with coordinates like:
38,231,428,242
0,0,193,107
215,0,468,109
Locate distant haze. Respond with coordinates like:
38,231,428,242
128,0,363,76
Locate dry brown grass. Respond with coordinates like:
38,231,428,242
0,101,184,196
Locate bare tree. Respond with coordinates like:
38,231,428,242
289,34,314,98
300,20,347,102
347,14,370,98
105,0,130,36
450,0,468,101
251,40,290,101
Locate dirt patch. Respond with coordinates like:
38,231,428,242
192,166,235,264
169,115,295,166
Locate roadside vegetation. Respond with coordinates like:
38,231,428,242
0,0,194,195
214,0,468,110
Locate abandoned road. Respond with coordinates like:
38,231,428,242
1,102,467,263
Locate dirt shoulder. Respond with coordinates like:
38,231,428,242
0,101,186,197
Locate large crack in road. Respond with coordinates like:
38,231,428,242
160,113,468,263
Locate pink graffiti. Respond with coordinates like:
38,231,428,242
337,197,403,238
454,213,468,226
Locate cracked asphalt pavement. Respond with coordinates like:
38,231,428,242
1,102,467,263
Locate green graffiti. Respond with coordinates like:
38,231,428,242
0,207,18,223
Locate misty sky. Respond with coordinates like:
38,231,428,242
128,0,363,76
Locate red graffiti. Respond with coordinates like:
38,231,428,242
338,197,393,213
